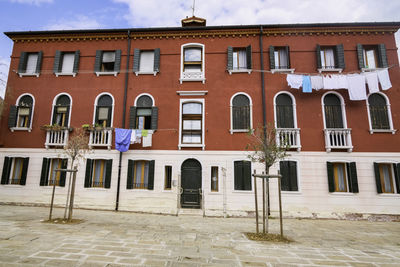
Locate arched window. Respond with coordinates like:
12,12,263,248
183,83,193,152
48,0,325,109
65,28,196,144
275,93,295,128
367,93,393,131
323,93,345,129
129,94,158,130
52,94,71,127
94,94,113,127
231,93,252,132
9,94,34,130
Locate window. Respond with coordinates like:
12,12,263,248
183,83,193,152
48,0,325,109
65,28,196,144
133,48,160,75
279,161,298,191
227,45,252,74
275,93,295,128
127,160,155,190
129,95,158,130
374,163,400,194
94,94,113,127
8,94,34,131
269,46,290,70
316,44,345,72
180,43,205,83
52,95,71,127
367,93,394,132
53,50,80,76
230,93,252,132
323,93,345,129
84,159,112,188
1,157,29,185
182,102,202,144
211,166,219,192
357,44,388,70
327,162,358,193
17,51,43,77
94,50,122,76
234,161,251,191
40,158,68,186
164,165,172,190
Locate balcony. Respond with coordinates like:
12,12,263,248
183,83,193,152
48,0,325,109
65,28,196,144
276,128,301,151
324,128,353,152
45,129,69,149
88,128,113,150
180,71,205,84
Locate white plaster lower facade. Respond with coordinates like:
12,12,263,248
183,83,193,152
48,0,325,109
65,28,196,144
0,148,399,218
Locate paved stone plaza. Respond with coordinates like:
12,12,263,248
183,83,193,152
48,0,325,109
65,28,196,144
0,205,399,266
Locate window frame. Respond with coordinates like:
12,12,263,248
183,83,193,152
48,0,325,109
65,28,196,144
164,165,172,190
54,50,80,77
126,159,155,190
180,43,205,84
233,160,252,192
50,93,72,128
374,161,400,195
93,93,115,128
279,160,301,193
273,91,297,129
84,158,112,189
321,91,348,129
178,98,205,150
327,160,358,194
18,51,42,77
366,92,396,134
131,93,157,131
10,93,35,132
39,157,68,187
210,166,219,192
230,92,253,134
94,50,121,77
1,156,29,186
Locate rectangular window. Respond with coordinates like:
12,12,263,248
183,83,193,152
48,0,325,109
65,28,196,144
320,48,335,69
10,158,24,185
84,159,112,189
102,51,116,72
234,161,251,191
374,163,399,194
1,157,29,185
40,158,67,187
211,166,218,192
333,162,347,192
136,108,152,130
139,51,155,72
26,53,38,74
363,48,377,69
182,102,202,144
48,158,62,186
164,165,172,190
61,53,75,73
127,160,154,190
279,161,298,191
183,47,202,72
233,49,247,69
92,159,107,187
327,162,358,193
54,106,68,127
17,107,30,128
274,48,288,69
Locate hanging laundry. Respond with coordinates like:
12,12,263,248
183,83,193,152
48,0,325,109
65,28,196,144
142,129,148,137
347,74,367,101
364,72,379,94
286,74,303,89
337,75,349,89
311,76,323,90
377,69,392,90
323,75,340,90
130,129,142,144
142,133,153,147
115,128,132,152
302,75,312,93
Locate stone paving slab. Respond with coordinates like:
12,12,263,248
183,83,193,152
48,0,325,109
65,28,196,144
0,205,399,266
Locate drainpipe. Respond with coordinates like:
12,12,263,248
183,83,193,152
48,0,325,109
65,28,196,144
115,30,131,211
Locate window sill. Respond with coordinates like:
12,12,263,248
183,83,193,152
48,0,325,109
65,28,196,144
208,192,222,195
361,67,386,72
318,68,343,73
95,71,118,77
178,144,205,150
377,193,400,197
271,68,295,74
10,127,32,132
0,184,25,187
135,71,158,76
228,69,252,75
84,187,109,191
329,192,357,195
232,190,253,194
55,72,77,77
230,129,251,134
180,78,206,84
282,191,302,195
18,72,40,77
369,129,396,134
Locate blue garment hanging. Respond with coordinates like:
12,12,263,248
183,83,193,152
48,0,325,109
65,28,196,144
302,75,312,93
115,128,132,152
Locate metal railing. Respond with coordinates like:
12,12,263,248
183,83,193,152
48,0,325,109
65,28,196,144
89,128,112,150
324,128,353,152
45,129,69,149
276,128,301,151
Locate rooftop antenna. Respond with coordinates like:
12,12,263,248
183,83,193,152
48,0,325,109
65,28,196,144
191,0,195,17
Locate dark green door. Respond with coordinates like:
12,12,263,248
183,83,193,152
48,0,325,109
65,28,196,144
181,159,202,209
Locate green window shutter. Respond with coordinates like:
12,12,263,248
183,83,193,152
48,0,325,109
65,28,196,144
94,106,100,124
39,158,50,186
1,157,12,184
347,162,359,193
94,50,103,72
151,107,158,130
153,48,160,72
227,46,233,70
394,164,400,194
279,161,290,191
148,160,155,190
114,49,122,73
246,45,252,70
53,50,62,73
27,106,33,128
127,160,134,189
269,46,275,69
84,159,93,188
377,44,388,68
234,161,243,190
374,163,382,194
59,159,68,187
73,50,80,73
335,44,345,69
243,161,251,190
20,157,29,185
18,52,28,73
356,44,365,69
36,51,43,74
64,106,70,127
8,105,18,128
104,159,112,189
316,44,322,69
327,162,335,192
285,46,291,69
129,106,137,129
289,161,298,191
133,48,140,72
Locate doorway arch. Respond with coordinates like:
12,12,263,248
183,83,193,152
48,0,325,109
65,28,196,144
181,159,202,209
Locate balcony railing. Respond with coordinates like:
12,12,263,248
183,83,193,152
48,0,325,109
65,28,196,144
180,71,205,83
88,128,112,150
324,128,353,152
45,129,69,149
276,128,301,151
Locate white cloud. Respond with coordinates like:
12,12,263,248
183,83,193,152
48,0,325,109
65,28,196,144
9,0,53,5
0,57,10,99
43,15,102,30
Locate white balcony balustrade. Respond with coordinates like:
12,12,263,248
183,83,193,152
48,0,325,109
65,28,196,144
45,129,69,149
324,128,353,152
180,71,205,83
88,128,112,150
276,128,301,151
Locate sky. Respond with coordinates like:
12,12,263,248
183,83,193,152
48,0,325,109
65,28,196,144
0,0,399,97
